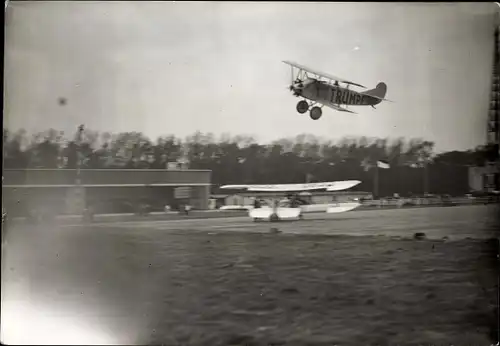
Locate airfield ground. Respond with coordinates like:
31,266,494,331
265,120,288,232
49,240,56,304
1,205,499,345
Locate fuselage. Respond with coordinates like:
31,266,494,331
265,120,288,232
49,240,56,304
279,200,359,214
221,201,357,214
248,201,361,220
293,80,381,107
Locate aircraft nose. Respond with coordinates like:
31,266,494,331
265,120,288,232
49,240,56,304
290,82,304,91
290,85,302,96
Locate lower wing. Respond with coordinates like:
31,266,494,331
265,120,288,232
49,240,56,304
329,104,357,114
317,100,357,114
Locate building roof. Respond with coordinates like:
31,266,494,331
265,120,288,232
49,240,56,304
3,169,212,187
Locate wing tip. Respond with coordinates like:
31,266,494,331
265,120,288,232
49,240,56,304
325,180,362,191
220,185,242,189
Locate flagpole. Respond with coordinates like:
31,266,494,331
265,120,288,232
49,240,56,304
423,162,429,196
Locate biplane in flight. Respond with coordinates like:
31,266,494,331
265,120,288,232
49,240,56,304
283,60,391,120
220,180,362,222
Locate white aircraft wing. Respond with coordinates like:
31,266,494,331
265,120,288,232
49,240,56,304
283,60,366,89
220,180,361,192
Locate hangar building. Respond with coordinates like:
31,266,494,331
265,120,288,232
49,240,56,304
2,168,212,217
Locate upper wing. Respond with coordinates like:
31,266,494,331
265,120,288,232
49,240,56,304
220,180,361,192
283,60,366,89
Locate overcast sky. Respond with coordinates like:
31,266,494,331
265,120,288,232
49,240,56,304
4,2,499,152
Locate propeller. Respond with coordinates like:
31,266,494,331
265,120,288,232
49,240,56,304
288,78,304,91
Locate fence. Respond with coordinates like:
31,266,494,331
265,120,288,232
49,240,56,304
360,196,497,208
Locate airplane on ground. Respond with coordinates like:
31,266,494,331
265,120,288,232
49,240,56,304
220,180,362,222
283,60,392,120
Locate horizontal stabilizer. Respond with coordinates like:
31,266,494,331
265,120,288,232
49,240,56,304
368,95,393,103
326,202,361,213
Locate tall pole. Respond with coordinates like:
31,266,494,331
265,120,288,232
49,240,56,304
423,162,429,196
373,165,379,199
75,125,85,217
76,124,84,186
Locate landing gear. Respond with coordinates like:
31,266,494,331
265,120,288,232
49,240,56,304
297,101,323,120
296,100,309,114
270,213,280,222
310,106,322,120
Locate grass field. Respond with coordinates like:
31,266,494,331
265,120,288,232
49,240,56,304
2,212,498,345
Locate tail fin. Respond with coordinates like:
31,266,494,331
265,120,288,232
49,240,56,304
362,82,387,100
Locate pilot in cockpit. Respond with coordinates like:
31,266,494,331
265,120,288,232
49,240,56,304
253,198,261,209
290,196,299,208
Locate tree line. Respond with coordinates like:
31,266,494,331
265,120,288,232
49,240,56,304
3,127,497,197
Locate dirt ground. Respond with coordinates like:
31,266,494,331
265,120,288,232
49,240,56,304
2,221,498,345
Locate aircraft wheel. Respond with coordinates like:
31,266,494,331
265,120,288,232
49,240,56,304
270,213,280,222
310,106,322,120
296,100,309,114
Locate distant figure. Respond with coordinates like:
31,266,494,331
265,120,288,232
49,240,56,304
164,205,171,213
253,199,261,209
83,205,94,223
185,204,191,215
